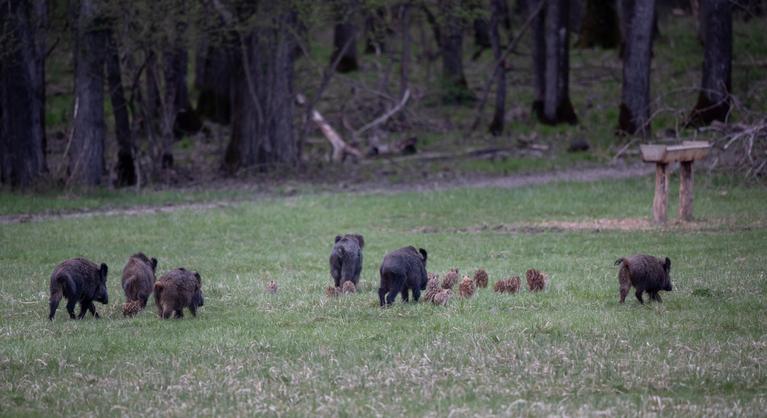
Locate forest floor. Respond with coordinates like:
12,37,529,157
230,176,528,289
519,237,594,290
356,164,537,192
1,172,766,417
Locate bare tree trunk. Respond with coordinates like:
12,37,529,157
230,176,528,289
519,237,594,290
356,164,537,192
685,0,731,127
0,0,46,188
542,0,577,125
196,44,232,125
473,17,491,49
575,0,620,49
105,30,136,187
166,46,200,137
224,11,297,173
618,0,656,137
439,0,474,104
160,49,177,169
489,0,507,136
399,2,412,97
33,0,46,172
69,0,107,186
364,7,387,54
331,5,359,73
530,0,546,119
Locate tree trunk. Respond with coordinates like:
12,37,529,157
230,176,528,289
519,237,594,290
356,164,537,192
331,20,359,72
196,44,232,125
530,0,546,119
488,0,507,136
473,18,491,49
686,0,731,127
0,0,46,188
399,2,411,97
618,0,656,137
542,0,577,125
575,0,620,49
439,0,474,104
105,30,136,187
165,46,200,138
69,0,107,186
364,7,387,54
223,11,297,173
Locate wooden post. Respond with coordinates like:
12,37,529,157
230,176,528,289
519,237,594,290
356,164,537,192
679,161,694,221
653,163,668,224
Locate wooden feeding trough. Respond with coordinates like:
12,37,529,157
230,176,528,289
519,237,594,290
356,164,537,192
640,141,711,224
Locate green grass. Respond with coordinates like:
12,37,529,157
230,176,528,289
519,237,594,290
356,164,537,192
0,187,249,217
1,175,766,416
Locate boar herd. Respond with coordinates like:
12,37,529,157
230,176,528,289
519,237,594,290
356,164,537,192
46,233,674,321
48,253,203,321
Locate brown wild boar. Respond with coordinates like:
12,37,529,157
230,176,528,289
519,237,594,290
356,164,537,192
615,254,673,304
121,253,158,316
154,268,204,319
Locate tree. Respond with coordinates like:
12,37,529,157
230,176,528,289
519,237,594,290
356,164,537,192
363,6,387,54
488,0,507,135
438,0,474,104
0,0,47,188
223,9,298,173
686,0,731,127
399,2,412,97
530,0,577,125
196,42,233,125
575,0,620,49
165,41,200,139
69,0,107,186
617,0,656,137
331,2,359,73
105,29,136,187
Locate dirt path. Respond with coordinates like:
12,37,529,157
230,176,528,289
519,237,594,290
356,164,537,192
0,163,653,225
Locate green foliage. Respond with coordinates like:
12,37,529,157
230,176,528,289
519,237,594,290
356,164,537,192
1,176,766,415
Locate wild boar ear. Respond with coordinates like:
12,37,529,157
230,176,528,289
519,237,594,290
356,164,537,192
335,235,342,243
664,257,671,272
194,271,202,285
353,234,364,248
419,248,428,262
100,263,108,282
151,258,158,271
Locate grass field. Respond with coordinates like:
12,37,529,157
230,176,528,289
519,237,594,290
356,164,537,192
1,174,766,416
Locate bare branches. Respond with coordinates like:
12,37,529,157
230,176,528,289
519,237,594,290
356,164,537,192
296,94,363,162
703,120,767,178
354,89,411,137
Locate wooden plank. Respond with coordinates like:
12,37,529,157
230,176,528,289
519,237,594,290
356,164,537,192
640,144,666,162
640,141,710,163
653,163,668,224
679,161,694,221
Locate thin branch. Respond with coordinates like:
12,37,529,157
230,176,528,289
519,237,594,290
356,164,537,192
354,88,411,137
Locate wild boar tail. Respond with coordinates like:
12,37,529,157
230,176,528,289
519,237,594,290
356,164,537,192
52,272,76,297
153,282,164,312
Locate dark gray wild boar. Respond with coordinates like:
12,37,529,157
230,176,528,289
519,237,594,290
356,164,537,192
121,252,158,316
378,246,428,306
615,254,673,304
48,258,109,320
154,268,204,319
329,234,364,287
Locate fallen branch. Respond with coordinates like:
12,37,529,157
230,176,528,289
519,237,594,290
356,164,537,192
296,94,363,162
354,88,411,137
